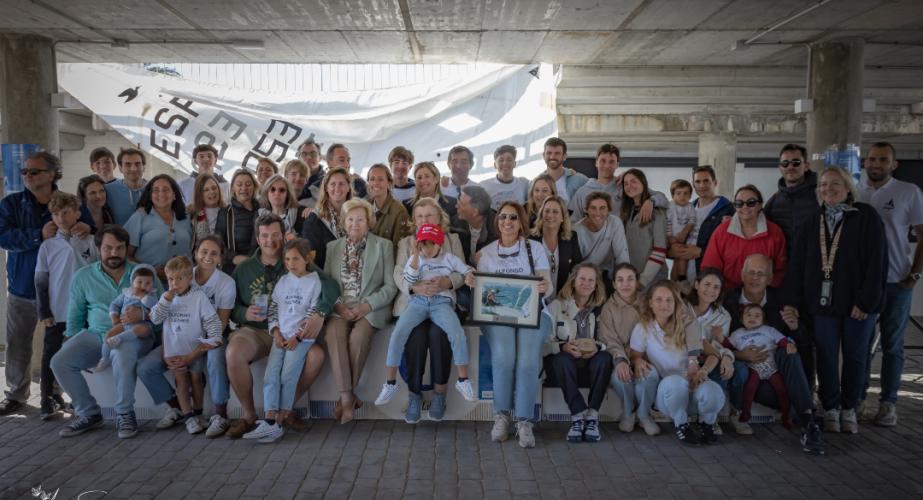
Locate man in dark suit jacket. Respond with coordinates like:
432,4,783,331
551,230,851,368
451,184,497,265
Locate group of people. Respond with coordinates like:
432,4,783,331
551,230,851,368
1,136,919,456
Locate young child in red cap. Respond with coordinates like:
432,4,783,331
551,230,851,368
375,223,478,407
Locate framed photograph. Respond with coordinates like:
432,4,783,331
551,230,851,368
471,272,543,328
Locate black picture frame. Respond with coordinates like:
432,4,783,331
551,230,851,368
471,272,543,328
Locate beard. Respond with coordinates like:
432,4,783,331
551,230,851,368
103,256,125,270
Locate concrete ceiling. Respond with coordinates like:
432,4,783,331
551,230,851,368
2,0,923,65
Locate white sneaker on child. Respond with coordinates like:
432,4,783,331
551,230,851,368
243,420,279,440
185,416,204,435
375,383,399,406
455,379,477,402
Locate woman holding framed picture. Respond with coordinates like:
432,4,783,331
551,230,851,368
475,201,552,448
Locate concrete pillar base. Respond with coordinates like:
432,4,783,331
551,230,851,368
698,132,737,198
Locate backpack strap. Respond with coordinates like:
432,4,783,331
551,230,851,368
525,239,536,276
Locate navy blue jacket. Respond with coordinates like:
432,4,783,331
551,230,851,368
0,188,55,299
694,196,735,272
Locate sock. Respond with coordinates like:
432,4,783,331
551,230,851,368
571,411,585,422
194,408,203,416
386,380,396,385
183,412,194,419
167,398,181,410
215,404,227,418
458,377,469,382
265,418,276,425
586,409,599,421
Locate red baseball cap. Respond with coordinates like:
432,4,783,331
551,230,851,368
416,223,445,245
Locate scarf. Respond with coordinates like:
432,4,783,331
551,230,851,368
823,202,855,233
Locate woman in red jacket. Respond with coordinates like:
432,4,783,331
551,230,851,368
701,185,786,289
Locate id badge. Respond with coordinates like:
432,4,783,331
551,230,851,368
820,279,833,306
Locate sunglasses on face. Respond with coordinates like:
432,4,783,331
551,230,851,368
20,168,50,176
498,213,519,221
733,198,760,208
779,159,803,168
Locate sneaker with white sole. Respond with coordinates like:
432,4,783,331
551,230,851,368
730,411,753,435
428,393,446,421
618,414,636,433
583,419,601,443
117,412,138,439
257,424,285,444
874,402,897,427
638,417,661,436
567,418,584,443
156,407,184,430
405,393,422,424
375,383,399,406
841,408,858,434
491,413,511,442
185,416,204,435
823,409,841,433
59,414,104,437
516,420,535,448
242,420,278,440
455,379,477,402
205,415,229,438
857,399,877,422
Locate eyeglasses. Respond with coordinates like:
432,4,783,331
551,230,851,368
779,159,803,168
745,270,769,278
733,198,760,208
498,213,519,221
20,168,50,176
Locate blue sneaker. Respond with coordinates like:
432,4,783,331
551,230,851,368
405,393,422,424
429,393,446,421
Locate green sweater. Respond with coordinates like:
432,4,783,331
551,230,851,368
65,261,165,340
231,249,340,329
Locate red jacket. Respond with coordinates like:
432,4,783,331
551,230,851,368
701,213,787,289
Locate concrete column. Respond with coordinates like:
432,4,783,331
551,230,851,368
807,38,864,161
0,34,58,153
698,132,737,198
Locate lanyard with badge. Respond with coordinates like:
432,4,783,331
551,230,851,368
819,215,844,307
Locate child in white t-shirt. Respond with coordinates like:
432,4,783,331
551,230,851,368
244,238,322,443
723,304,795,427
666,179,697,282
94,265,158,372
150,256,223,434
375,224,478,406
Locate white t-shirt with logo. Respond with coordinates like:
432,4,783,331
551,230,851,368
629,321,689,379
153,289,221,358
192,267,236,312
477,238,550,277
480,176,530,210
403,252,472,304
270,272,322,340
859,177,923,282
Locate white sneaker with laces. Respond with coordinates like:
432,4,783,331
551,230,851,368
618,414,636,433
257,424,285,443
841,408,859,434
515,420,535,448
242,420,276,440
375,383,399,406
205,415,229,438
455,379,477,402
156,407,184,430
638,417,661,436
185,416,204,434
823,409,841,433
730,412,753,435
491,413,511,442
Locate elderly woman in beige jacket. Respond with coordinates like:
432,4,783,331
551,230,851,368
543,262,612,443
324,198,398,424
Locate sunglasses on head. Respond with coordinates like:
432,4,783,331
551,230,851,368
733,198,760,208
779,159,803,168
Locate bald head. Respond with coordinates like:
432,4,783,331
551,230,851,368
741,253,772,293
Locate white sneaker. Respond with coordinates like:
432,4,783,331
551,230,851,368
242,420,278,440
185,416,204,435
515,420,535,448
455,379,477,402
618,414,636,433
156,407,184,430
841,408,859,434
491,413,511,442
375,383,400,406
730,412,753,435
638,418,661,436
823,409,841,433
257,424,285,444
205,415,229,438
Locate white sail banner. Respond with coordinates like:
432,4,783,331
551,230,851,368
58,63,557,178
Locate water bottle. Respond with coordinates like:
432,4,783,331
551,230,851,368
846,143,861,182
825,145,838,168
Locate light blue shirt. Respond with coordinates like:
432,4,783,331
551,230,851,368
65,261,164,340
124,210,193,267
105,178,147,226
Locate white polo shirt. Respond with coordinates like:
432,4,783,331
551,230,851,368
859,177,923,282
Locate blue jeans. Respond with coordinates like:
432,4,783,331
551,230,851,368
263,340,313,412
482,313,550,420
655,374,725,426
611,366,659,421
870,283,913,404
50,330,153,417
387,295,467,367
718,360,751,411
207,344,230,406
137,345,175,405
814,313,877,411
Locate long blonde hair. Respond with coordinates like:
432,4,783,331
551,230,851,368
530,195,572,240
316,167,354,221
526,173,557,221
638,280,687,350
557,262,606,308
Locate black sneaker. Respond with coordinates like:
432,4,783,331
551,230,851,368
583,419,601,443
697,422,718,444
567,419,584,443
117,412,138,439
801,421,825,455
40,397,59,420
0,398,23,415
59,414,104,437
675,423,701,445
51,394,73,413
